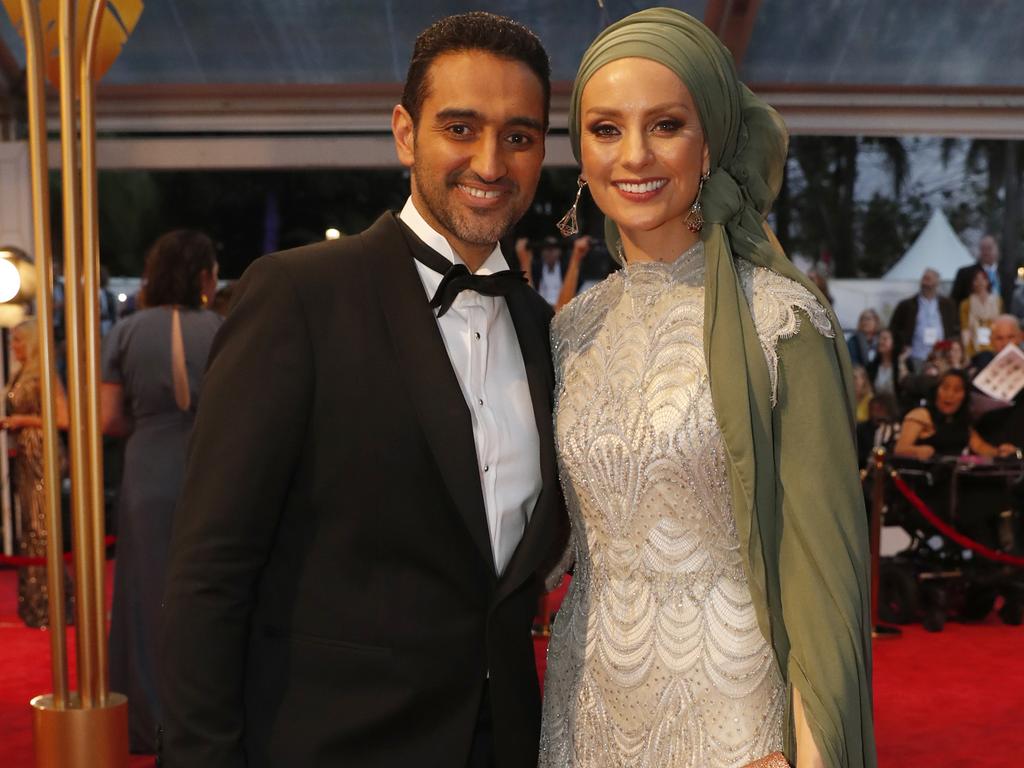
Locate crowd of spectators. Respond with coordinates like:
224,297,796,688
847,235,1024,561
850,236,1024,474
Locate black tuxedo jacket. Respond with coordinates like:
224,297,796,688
159,213,566,768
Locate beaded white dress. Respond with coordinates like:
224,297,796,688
539,242,833,768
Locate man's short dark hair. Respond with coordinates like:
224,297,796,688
401,12,551,128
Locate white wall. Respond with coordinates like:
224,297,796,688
0,141,32,252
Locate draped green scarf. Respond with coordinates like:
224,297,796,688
567,9,876,767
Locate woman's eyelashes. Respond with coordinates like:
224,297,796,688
586,117,685,138
588,121,619,138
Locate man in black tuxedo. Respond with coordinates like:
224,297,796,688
159,13,564,768
952,234,1007,308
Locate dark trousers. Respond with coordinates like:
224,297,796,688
466,683,494,768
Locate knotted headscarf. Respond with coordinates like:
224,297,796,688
567,9,874,767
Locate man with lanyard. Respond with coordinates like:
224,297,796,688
889,267,959,370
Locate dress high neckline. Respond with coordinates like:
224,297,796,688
622,241,704,281
618,240,708,286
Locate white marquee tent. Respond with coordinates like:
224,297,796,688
883,208,974,281
829,209,976,330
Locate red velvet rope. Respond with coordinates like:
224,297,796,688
889,471,1024,567
0,535,116,568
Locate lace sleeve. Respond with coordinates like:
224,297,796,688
739,263,835,406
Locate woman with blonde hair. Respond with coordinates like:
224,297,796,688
960,265,1002,357
541,8,874,767
1,318,72,627
847,308,880,369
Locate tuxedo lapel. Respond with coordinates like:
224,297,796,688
496,285,559,601
364,214,496,576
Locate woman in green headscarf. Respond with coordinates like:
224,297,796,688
540,8,875,768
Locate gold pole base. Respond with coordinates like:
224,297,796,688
31,692,129,768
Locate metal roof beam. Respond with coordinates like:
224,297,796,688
704,0,763,70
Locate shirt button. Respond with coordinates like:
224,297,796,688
483,465,490,472
474,332,481,340
478,398,484,406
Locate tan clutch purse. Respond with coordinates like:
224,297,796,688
743,752,791,768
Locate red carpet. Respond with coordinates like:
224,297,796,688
1,567,1021,766
0,562,153,768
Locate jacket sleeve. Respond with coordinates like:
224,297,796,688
159,254,314,767
888,300,911,350
774,323,876,768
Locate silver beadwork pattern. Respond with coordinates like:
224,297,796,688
540,244,831,768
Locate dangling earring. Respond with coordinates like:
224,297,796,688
684,170,711,233
557,176,587,237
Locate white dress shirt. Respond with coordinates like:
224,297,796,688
399,198,542,575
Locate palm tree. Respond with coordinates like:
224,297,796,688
783,136,908,277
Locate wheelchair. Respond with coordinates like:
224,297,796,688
878,456,1024,632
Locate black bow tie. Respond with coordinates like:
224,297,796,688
426,263,527,317
400,222,526,317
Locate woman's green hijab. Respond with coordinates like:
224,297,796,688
568,8,876,768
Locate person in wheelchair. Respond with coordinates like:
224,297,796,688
894,370,1014,462
895,369,1018,550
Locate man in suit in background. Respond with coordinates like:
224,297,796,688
159,13,564,768
531,236,570,306
953,234,1007,308
889,267,959,369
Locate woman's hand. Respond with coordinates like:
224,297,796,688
997,443,1019,458
793,687,825,768
570,235,592,263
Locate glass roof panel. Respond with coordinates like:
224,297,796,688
742,0,1024,86
1,1,708,85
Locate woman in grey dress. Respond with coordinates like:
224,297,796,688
102,230,222,752
541,9,874,768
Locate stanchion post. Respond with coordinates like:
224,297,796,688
870,447,901,638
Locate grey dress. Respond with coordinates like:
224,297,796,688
103,306,221,752
540,243,833,768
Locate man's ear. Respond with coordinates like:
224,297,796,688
392,104,415,168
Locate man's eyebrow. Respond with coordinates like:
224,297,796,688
434,108,482,122
433,108,544,132
506,116,545,132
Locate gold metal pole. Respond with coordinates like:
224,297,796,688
79,0,109,704
20,0,69,709
29,1,130,762
58,0,99,707
870,447,900,639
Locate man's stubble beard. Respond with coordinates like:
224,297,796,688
413,166,526,248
